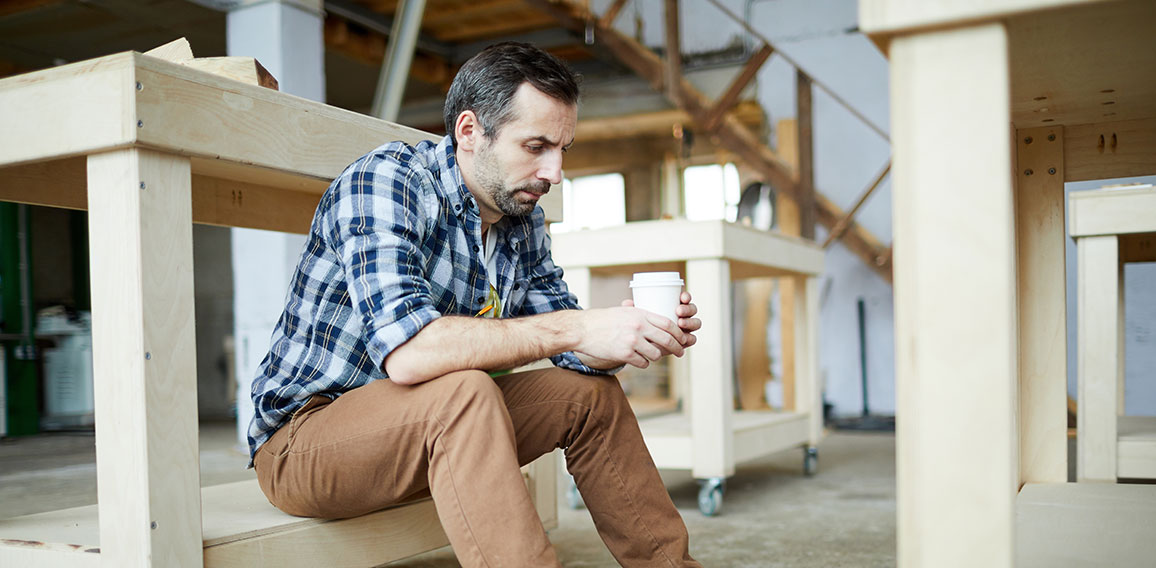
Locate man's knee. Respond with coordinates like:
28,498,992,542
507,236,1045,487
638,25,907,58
436,369,506,415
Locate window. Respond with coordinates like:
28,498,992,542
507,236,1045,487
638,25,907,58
552,173,626,233
683,163,741,222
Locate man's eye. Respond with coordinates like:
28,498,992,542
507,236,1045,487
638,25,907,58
526,145,544,153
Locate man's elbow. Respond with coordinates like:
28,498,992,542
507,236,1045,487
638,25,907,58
384,351,426,385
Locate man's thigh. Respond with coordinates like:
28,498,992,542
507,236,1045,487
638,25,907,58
255,370,499,518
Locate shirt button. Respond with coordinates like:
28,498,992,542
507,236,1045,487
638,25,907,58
454,204,461,211
477,297,485,304
473,244,480,252
513,283,520,290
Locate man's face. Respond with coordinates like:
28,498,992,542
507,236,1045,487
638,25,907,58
469,83,577,219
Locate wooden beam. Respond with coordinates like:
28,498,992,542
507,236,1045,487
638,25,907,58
323,14,452,87
182,57,279,90
891,23,1016,566
1015,126,1068,485
1064,118,1156,182
142,37,194,62
821,160,891,249
704,43,774,132
0,0,64,18
529,0,894,283
663,0,681,105
599,0,629,28
796,69,816,240
88,148,202,565
577,101,765,142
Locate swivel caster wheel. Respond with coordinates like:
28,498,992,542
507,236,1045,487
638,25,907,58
803,446,819,477
566,480,585,510
697,477,725,517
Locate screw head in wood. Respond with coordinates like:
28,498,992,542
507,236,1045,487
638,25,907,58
1049,168,1056,175
136,82,143,91
137,120,144,128
151,521,157,529
139,182,146,190
145,352,152,360
1024,169,1034,176
1048,134,1055,141
1024,136,1033,144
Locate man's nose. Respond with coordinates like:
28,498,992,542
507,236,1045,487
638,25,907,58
537,151,564,185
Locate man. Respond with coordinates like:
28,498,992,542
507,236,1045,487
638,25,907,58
248,42,703,567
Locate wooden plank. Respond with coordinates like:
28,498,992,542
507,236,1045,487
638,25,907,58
1017,482,1156,568
795,70,816,240
1069,185,1156,237
663,0,681,105
0,53,136,168
703,44,773,132
527,451,559,531
777,121,800,412
1007,1,1156,128
1119,233,1156,263
182,57,279,90
131,53,434,183
1015,126,1068,485
732,412,809,463
599,0,629,27
686,258,734,479
795,276,822,447
891,23,1017,567
0,158,319,233
1075,235,1120,482
860,0,1110,38
1064,118,1156,182
737,279,773,410
142,37,194,63
549,220,824,277
821,161,891,249
87,148,202,566
1118,416,1156,479
0,545,98,568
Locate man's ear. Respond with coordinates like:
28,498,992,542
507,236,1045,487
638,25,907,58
454,110,483,152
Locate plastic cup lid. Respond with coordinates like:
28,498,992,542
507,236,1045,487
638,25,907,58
630,271,684,287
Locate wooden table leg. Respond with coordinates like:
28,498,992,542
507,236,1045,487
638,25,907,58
686,259,733,480
794,275,821,448
1076,235,1121,482
891,23,1017,567
1015,126,1069,485
88,148,202,566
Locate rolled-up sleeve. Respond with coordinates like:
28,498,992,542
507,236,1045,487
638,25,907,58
329,155,442,374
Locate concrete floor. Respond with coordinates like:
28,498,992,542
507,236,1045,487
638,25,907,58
0,422,897,567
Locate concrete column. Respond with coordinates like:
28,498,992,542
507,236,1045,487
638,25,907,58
227,0,325,450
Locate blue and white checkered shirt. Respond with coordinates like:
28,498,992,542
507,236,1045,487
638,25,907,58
247,135,604,463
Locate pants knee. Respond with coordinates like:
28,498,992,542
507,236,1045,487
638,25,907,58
436,369,506,417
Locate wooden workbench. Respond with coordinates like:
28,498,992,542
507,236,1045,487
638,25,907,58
858,0,1156,566
550,219,824,515
0,50,558,567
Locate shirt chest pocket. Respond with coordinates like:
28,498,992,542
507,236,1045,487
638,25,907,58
506,279,529,315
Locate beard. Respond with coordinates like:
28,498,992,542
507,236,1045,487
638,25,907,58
474,140,550,217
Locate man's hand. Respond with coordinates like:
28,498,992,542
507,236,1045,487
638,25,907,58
621,291,701,348
576,291,702,370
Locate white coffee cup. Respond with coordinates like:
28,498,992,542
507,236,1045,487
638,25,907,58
629,272,684,323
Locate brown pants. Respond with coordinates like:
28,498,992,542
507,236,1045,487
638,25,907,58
253,367,701,567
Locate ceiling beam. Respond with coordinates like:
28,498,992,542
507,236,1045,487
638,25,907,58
529,0,893,282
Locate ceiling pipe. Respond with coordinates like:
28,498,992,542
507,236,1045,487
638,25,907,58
371,0,427,122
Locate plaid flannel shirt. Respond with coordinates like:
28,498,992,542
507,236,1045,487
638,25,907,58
246,135,605,463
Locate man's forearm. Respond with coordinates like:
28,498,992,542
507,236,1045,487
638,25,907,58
384,311,580,384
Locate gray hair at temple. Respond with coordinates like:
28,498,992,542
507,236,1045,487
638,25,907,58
443,42,580,145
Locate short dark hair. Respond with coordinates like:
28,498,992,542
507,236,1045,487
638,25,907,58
443,42,580,144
